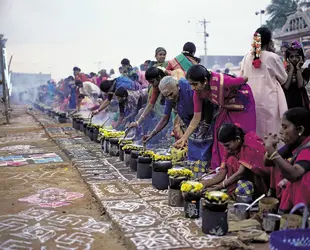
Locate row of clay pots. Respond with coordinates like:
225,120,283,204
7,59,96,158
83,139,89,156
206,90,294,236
72,117,100,142
34,103,67,123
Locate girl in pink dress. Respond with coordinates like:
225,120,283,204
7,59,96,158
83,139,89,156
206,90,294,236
174,65,256,169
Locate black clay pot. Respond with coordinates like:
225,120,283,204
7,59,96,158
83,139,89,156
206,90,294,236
152,160,172,190
137,156,152,179
92,127,99,143
58,113,67,124
119,143,125,161
104,138,110,153
130,150,139,171
83,122,88,134
86,126,93,139
168,187,184,207
79,119,85,132
169,176,188,189
100,137,105,152
109,138,119,156
202,199,228,213
202,205,228,236
184,199,200,219
51,110,57,118
124,151,131,167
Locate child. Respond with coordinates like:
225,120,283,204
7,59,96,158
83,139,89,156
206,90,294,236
282,41,310,110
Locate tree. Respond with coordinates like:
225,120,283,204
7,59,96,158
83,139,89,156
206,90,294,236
266,0,299,31
299,0,310,8
266,0,310,31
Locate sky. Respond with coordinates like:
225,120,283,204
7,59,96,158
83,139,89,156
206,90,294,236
0,0,272,80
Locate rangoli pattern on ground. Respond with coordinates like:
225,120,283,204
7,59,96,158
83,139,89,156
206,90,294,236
0,207,111,250
18,188,84,208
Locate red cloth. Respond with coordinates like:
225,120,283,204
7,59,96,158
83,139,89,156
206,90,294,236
221,132,270,196
75,73,89,82
278,136,310,211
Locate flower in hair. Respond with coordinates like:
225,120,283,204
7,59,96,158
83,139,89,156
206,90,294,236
291,41,302,50
251,32,262,69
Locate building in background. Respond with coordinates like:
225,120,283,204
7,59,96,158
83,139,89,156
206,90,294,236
200,55,243,75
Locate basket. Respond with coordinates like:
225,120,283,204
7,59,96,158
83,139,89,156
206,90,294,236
270,203,310,250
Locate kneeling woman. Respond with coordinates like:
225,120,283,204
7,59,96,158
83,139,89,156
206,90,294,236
203,123,270,197
264,108,310,212
143,76,214,176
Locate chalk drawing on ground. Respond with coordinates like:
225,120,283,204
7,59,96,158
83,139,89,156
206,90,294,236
0,207,111,249
0,153,63,167
18,188,84,208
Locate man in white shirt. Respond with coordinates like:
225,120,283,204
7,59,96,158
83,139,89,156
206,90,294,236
75,80,101,109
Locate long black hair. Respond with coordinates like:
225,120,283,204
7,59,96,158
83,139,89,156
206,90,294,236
218,123,245,143
145,67,166,81
284,108,310,136
100,79,115,93
186,65,211,83
255,27,272,48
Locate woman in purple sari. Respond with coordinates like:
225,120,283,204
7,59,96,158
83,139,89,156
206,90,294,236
174,65,256,169
143,76,214,176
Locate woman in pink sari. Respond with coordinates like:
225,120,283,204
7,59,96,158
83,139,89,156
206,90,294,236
174,65,256,169
264,108,310,212
203,123,270,197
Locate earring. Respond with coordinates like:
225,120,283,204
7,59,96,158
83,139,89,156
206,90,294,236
298,133,302,136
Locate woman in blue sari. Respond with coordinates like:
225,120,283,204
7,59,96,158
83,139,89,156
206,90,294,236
143,76,214,177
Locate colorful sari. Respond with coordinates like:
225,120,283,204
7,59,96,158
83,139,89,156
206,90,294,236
164,79,213,176
220,132,270,196
116,76,141,91
166,53,198,74
193,72,256,169
271,136,310,212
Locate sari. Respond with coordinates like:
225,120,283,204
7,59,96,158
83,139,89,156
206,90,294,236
116,76,141,91
164,79,213,176
193,72,256,169
220,132,270,196
166,53,198,74
271,136,310,212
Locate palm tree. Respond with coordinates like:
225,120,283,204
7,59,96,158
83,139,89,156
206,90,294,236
299,0,310,8
266,0,299,31
265,0,310,31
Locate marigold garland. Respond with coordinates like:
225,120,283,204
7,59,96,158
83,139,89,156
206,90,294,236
122,144,144,151
139,150,155,157
251,32,262,69
152,153,172,162
168,168,194,178
205,191,229,203
180,181,203,193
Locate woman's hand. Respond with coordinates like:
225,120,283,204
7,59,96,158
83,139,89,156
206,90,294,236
173,137,187,149
297,60,304,70
143,134,153,143
287,60,294,72
278,178,288,188
91,109,100,116
127,121,139,129
263,133,280,155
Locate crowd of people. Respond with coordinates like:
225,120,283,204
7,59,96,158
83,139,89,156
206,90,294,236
36,26,310,213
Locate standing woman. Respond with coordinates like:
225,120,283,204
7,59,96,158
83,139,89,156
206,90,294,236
149,47,168,68
164,42,200,75
241,27,288,139
175,65,255,170
282,41,310,110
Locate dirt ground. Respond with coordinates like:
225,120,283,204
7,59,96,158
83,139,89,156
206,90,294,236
0,106,269,250
0,106,128,250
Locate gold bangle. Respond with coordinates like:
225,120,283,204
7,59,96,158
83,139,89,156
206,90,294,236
267,151,278,160
136,121,139,126
271,154,281,161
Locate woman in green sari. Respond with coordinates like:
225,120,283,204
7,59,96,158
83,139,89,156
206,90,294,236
164,42,201,75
